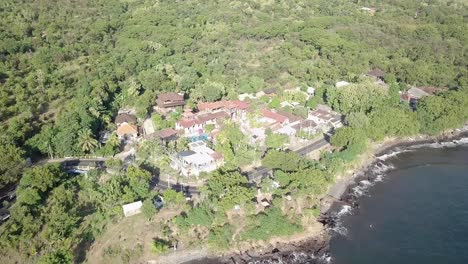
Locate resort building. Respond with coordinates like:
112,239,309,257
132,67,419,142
170,141,223,177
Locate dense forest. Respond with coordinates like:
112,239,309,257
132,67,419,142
1,0,467,263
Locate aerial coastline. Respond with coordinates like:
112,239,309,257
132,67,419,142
182,126,468,264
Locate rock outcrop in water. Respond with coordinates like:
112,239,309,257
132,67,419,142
217,232,330,264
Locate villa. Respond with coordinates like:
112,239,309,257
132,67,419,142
308,105,343,129
170,141,224,177
155,92,185,111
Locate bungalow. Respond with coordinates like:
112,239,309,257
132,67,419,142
292,119,319,135
401,87,436,109
260,109,288,125
308,105,343,129
176,110,231,137
175,119,203,137
156,92,185,109
122,201,142,217
115,113,137,126
276,110,303,123
153,128,178,142
116,122,139,140
170,141,223,177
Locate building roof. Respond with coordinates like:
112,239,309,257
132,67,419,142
408,87,430,99
155,128,178,139
158,92,184,102
416,86,439,95
307,87,316,94
261,109,288,123
177,119,197,128
178,150,197,157
335,81,350,88
292,119,317,130
367,69,386,78
156,92,185,108
116,123,138,136
180,152,214,165
188,141,215,155
276,110,303,123
197,100,249,112
196,111,230,123
115,113,137,125
122,201,142,212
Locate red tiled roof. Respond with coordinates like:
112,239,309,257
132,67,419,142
115,113,137,125
276,110,303,123
116,123,138,136
156,128,178,139
261,109,288,123
158,92,184,101
178,119,196,128
197,100,250,112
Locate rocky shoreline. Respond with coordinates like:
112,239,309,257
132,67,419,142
184,127,468,264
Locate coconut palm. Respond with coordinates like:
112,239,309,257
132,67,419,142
106,132,121,150
77,128,99,153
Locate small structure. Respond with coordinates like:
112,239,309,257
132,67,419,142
122,201,143,217
156,92,185,109
307,87,316,96
116,123,139,140
401,87,437,109
115,113,137,126
335,81,350,88
366,69,386,81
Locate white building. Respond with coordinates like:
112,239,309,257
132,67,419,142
335,81,350,88
170,141,224,177
308,105,343,129
122,201,143,217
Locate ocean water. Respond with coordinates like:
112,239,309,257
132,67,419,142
330,145,468,264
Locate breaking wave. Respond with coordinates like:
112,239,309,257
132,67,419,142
408,137,468,150
248,252,331,264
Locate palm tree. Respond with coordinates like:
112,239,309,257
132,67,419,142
106,132,121,150
77,128,99,154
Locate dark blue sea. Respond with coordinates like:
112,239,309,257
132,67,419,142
330,144,468,264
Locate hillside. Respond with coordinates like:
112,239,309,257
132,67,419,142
0,0,467,263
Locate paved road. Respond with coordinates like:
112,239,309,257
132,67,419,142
247,137,330,182
295,138,329,156
152,179,200,195
26,138,330,195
